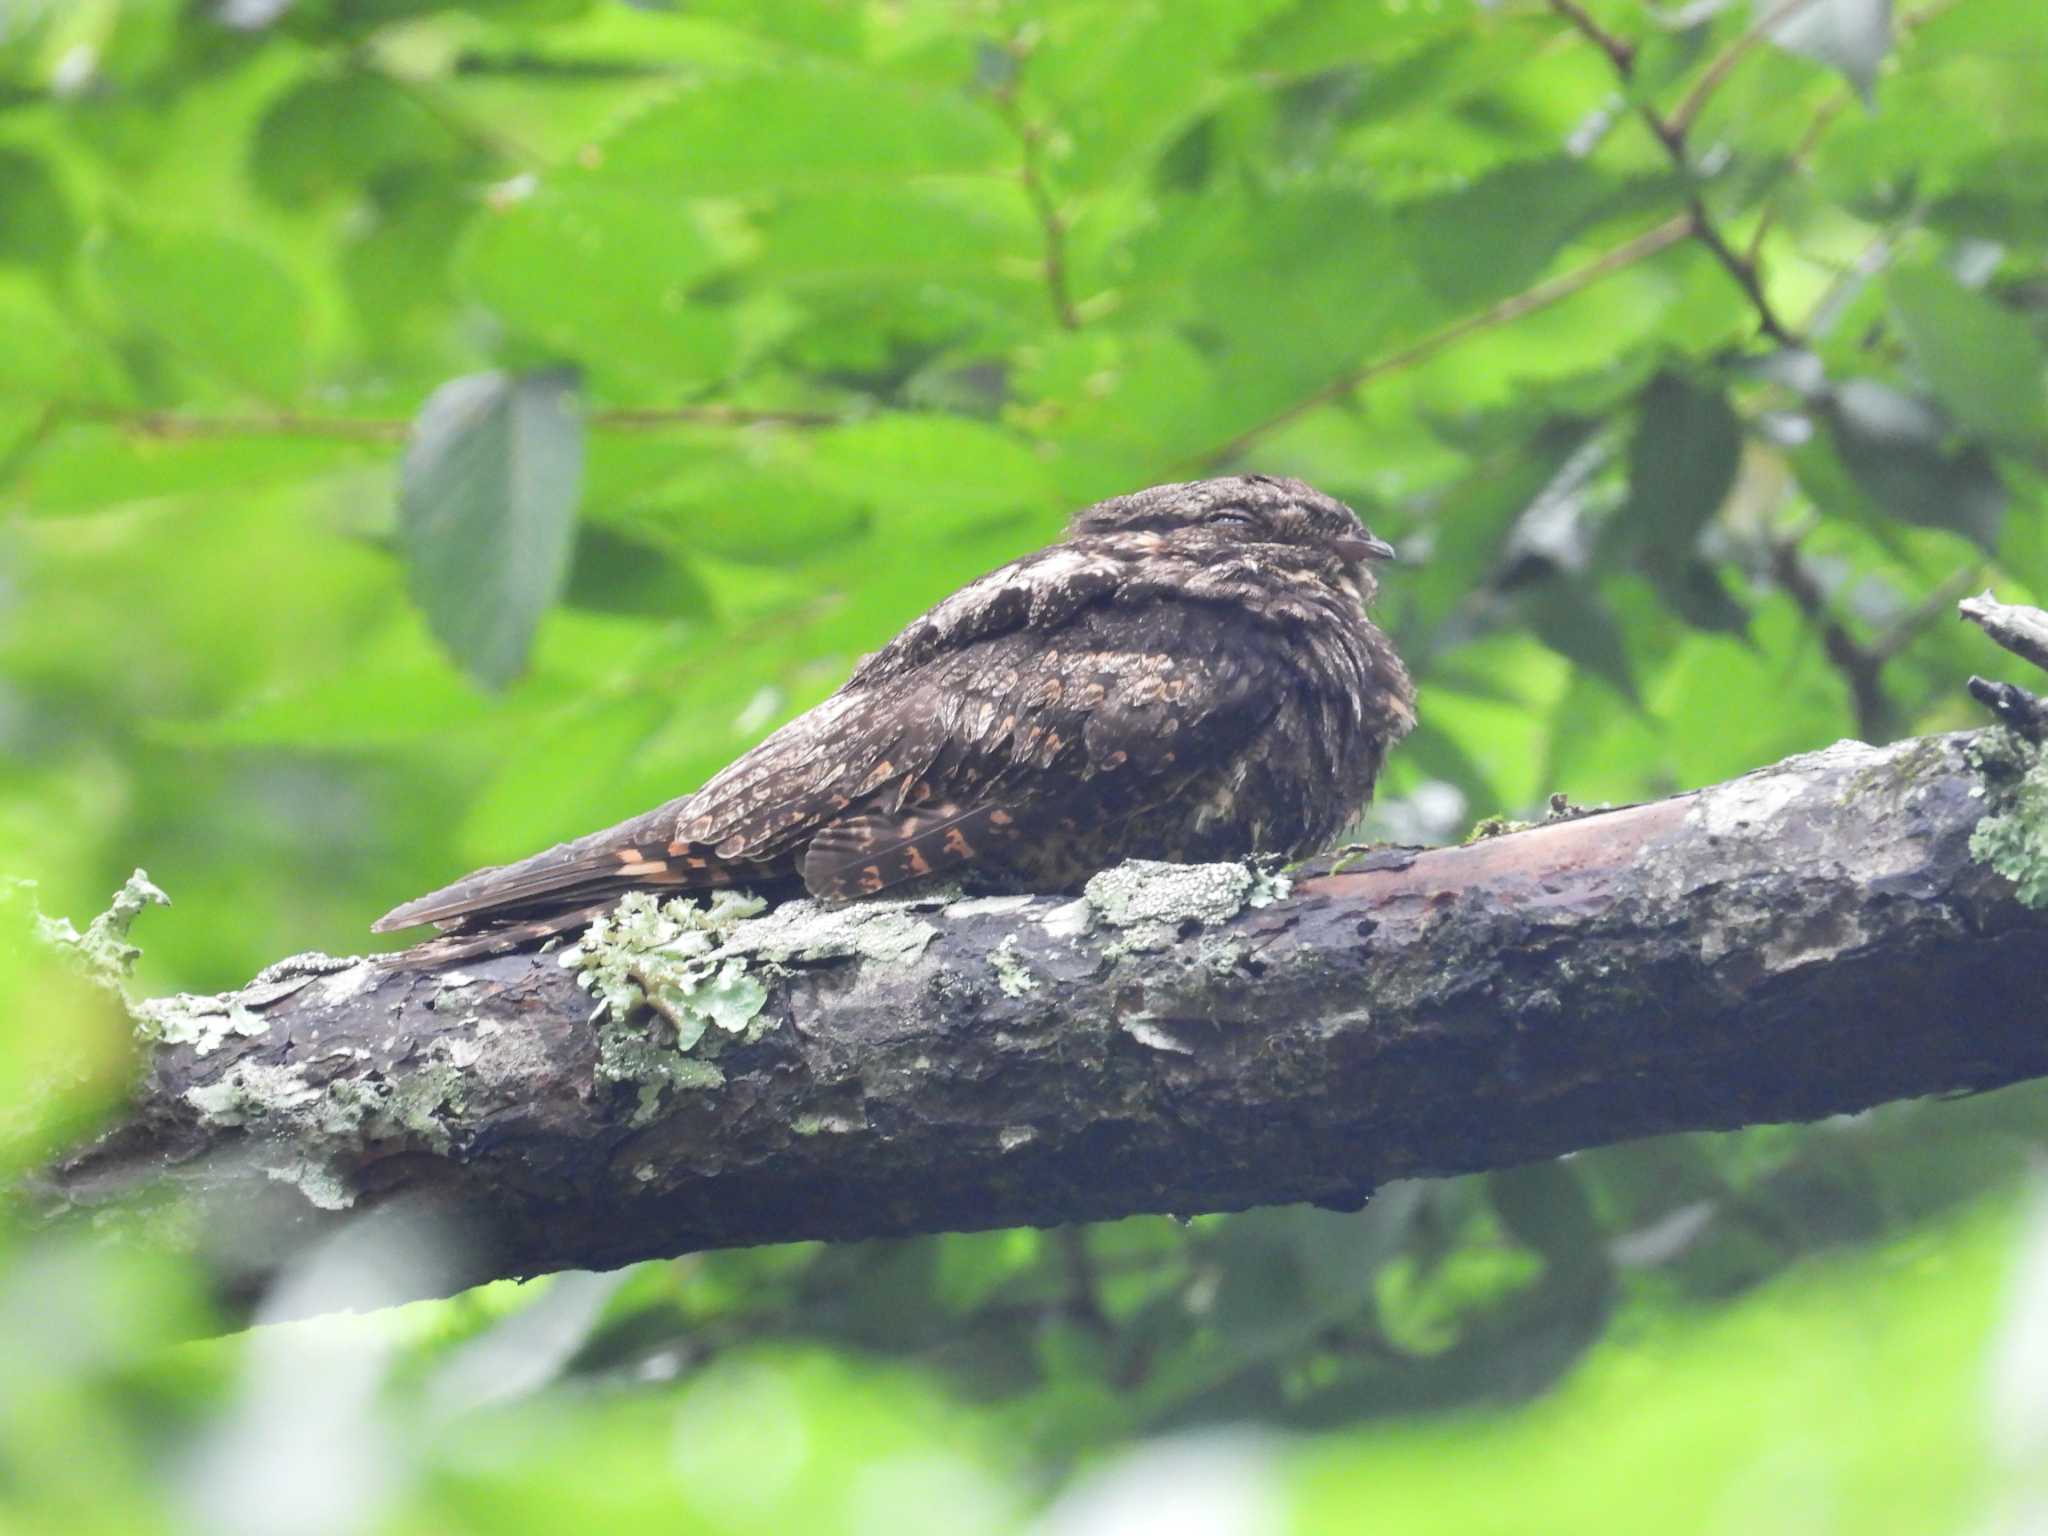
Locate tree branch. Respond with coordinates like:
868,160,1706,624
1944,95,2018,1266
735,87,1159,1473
59,402,844,442
992,44,1083,332
1546,0,1801,347
27,725,2048,1314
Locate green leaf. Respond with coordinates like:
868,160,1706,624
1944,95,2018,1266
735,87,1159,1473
806,414,1058,533
249,71,470,206
91,224,309,400
1613,372,1742,554
1608,372,1747,631
0,148,78,271
6,423,380,515
1926,141,2048,244
563,522,714,619
1515,569,1639,705
1887,263,2048,447
1817,378,2008,551
456,178,737,393
595,67,1008,193
1401,157,1621,310
400,369,586,688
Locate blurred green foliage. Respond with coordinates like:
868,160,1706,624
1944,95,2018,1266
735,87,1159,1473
4,0,2048,1530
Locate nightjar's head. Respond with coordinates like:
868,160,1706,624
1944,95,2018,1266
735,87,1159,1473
1067,474,1396,598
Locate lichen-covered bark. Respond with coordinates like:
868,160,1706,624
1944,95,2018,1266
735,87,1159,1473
29,730,2048,1309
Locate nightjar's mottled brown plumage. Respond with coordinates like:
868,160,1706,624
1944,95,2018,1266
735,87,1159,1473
374,475,1414,956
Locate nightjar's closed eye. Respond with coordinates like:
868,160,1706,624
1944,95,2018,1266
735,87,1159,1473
1209,508,1258,526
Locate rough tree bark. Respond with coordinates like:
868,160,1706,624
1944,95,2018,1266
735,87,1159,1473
25,698,2048,1312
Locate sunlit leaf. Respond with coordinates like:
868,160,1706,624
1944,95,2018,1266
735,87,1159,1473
91,224,310,400
595,67,1008,192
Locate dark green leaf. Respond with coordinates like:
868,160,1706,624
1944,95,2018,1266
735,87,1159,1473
0,148,78,271
249,71,471,206
1401,157,1618,310
1887,263,2048,447
1819,378,2008,551
1611,371,1742,557
400,369,585,687
1516,569,1639,704
563,522,713,619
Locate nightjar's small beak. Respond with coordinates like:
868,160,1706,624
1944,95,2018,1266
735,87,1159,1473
1333,533,1397,563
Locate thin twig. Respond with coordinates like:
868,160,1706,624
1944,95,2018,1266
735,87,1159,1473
1546,0,1800,347
1193,212,1695,470
63,402,841,442
992,81,1081,331
1546,0,1635,73
1744,90,1850,265
1667,0,1830,138
1871,565,1984,666
1770,537,1893,739
1771,545,1980,741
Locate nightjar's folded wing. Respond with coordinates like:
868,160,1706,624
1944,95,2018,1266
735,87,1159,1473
374,540,1283,933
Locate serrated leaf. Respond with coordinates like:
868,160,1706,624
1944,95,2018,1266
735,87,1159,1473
1887,263,2048,447
400,369,585,688
1757,0,1892,101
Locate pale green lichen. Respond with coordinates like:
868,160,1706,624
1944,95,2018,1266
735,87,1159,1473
181,1041,469,1207
989,934,1038,997
1968,730,2048,908
559,890,769,1125
560,888,939,1125
725,896,938,969
1083,860,1264,953
185,1060,322,1125
18,868,169,996
136,993,269,1055
791,1111,865,1135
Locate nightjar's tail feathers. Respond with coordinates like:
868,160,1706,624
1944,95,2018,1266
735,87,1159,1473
374,901,617,967
799,801,1020,899
370,802,740,934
